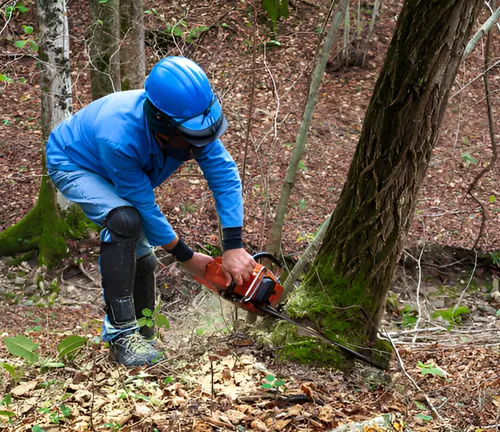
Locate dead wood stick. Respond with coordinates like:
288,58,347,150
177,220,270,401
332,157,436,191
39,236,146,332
201,415,235,430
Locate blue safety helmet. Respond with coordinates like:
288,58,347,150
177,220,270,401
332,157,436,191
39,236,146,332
144,57,228,147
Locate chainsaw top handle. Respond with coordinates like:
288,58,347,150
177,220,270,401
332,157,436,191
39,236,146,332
252,252,282,268
227,252,282,294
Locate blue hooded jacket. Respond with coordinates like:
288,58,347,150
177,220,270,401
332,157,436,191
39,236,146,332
46,90,243,246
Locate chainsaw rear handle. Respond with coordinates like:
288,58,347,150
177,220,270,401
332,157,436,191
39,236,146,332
227,252,282,294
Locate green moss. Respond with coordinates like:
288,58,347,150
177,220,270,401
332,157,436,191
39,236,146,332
37,175,69,267
271,255,392,369
64,205,100,239
0,174,70,268
6,250,36,266
121,79,130,91
270,321,352,370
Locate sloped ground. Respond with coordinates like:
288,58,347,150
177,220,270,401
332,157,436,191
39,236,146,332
1,0,500,431
0,252,499,431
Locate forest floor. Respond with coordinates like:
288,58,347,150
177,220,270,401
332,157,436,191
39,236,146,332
1,0,500,431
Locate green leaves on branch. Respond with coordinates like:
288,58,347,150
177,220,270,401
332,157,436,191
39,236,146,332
4,3,29,20
13,38,38,52
163,19,209,44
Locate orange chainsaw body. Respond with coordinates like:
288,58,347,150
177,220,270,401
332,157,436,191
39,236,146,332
194,256,284,316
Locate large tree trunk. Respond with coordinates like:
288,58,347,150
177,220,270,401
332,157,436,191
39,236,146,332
89,0,121,99
272,0,482,368
120,0,145,90
0,0,74,267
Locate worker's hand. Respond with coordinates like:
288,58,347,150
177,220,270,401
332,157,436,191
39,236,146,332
222,249,256,287
182,252,214,278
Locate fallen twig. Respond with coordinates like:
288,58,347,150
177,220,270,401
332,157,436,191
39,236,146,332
383,331,449,428
236,393,313,404
452,249,478,314
201,415,235,430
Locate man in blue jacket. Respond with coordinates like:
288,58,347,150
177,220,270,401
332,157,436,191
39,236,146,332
46,57,256,367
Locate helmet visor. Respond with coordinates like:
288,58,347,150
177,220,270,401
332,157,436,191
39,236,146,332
144,96,228,147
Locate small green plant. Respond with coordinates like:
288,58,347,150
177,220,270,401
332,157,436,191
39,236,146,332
2,362,23,384
137,298,170,334
186,25,209,43
4,335,39,363
201,244,221,257
461,152,478,165
32,426,46,432
431,306,470,325
60,404,71,418
415,413,432,422
57,335,88,359
0,409,15,420
298,160,307,171
417,361,447,378
104,421,121,431
1,393,12,408
39,357,64,373
490,251,500,267
165,19,186,37
180,203,195,214
401,305,417,327
261,0,289,33
261,374,285,390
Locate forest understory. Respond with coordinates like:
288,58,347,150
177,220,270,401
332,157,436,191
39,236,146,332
0,0,500,430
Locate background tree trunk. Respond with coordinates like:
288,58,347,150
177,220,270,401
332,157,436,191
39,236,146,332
89,0,121,99
272,0,482,368
0,0,74,267
120,0,145,90
266,0,348,257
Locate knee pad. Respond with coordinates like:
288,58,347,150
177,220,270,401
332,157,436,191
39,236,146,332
136,253,157,276
105,206,141,241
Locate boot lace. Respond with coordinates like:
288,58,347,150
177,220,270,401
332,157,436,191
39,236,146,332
119,332,155,356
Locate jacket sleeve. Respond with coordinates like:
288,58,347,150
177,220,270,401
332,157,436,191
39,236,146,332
195,139,243,229
98,139,176,246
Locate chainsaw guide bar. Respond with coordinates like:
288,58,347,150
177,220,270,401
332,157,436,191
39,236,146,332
194,252,385,370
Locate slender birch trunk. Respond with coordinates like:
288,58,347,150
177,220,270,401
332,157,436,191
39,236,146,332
0,0,74,266
266,0,349,256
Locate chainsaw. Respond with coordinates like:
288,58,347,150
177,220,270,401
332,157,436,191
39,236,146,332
194,252,385,370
